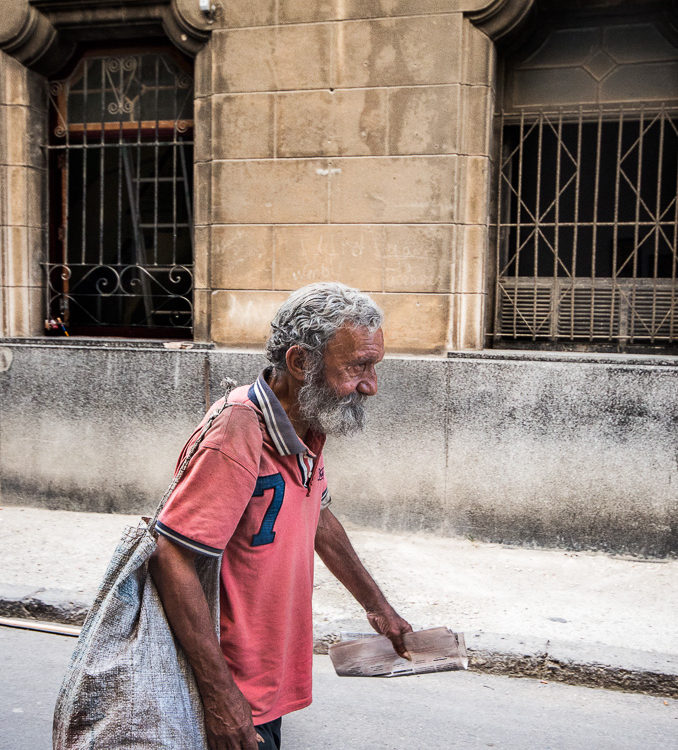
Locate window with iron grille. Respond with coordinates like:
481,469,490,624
492,18,678,349
45,49,194,338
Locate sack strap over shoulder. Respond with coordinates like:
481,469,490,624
149,378,254,531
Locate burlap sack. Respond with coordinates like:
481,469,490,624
53,399,234,749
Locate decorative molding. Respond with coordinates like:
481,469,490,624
0,2,74,74
0,0,212,76
466,0,536,43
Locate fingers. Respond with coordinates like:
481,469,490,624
206,723,260,750
366,609,414,660
389,627,412,661
392,639,410,660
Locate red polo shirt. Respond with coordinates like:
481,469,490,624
157,370,330,723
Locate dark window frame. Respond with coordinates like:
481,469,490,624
45,45,195,340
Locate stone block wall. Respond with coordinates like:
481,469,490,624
0,51,46,337
194,2,496,353
0,0,500,351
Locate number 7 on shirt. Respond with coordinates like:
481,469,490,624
251,473,285,547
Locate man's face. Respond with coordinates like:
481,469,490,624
298,325,384,436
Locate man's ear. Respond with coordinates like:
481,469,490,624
285,345,307,382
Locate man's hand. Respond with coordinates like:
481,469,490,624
315,508,414,660
366,605,413,660
202,680,261,750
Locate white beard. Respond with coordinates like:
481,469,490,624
298,372,367,436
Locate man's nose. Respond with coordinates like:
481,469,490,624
357,367,378,396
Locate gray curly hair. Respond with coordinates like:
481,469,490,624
265,282,383,374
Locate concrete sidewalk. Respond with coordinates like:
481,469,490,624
1,506,676,697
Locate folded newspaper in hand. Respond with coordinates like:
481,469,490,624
328,626,468,678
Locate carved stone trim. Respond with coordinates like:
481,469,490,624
466,0,536,43
0,0,212,76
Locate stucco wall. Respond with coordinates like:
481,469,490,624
1,339,676,556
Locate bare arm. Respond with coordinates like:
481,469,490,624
314,507,412,658
149,536,260,750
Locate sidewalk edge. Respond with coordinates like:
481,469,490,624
2,594,676,700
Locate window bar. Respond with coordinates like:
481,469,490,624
59,79,71,325
81,61,88,266
135,57,142,280
651,109,666,342
178,140,193,251
172,69,179,269
532,114,544,340
172,139,178,268
552,110,563,340
568,106,584,339
609,108,624,340
153,55,160,267
136,55,142,258
513,109,526,338
494,110,505,341
116,61,124,324
589,109,603,341
116,118,123,267
93,58,105,325
630,107,646,343
60,151,70,324
132,55,152,325
123,144,152,324
670,113,678,340
99,59,105,265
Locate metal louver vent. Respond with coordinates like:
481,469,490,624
557,286,620,340
498,279,677,342
499,283,552,338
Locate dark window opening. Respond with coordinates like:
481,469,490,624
492,14,678,350
501,115,677,280
46,50,194,338
494,108,678,347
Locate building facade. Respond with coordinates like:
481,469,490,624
0,0,676,554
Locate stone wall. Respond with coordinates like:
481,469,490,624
1,339,676,556
194,2,496,353
0,50,46,337
0,1,501,352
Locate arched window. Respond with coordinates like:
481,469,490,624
492,14,678,350
46,49,194,338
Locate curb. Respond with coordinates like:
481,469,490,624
2,591,676,700
0,587,89,626
312,629,678,700
464,644,678,699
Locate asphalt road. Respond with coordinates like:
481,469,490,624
2,625,676,750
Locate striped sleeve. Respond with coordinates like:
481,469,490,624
320,488,331,509
155,520,222,558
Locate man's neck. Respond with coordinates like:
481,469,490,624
266,368,310,440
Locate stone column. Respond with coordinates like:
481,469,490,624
450,17,497,350
0,51,47,337
194,4,475,354
190,1,512,353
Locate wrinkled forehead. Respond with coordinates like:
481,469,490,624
323,324,385,363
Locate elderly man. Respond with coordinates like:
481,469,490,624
150,282,411,750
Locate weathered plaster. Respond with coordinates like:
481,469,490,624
1,340,675,556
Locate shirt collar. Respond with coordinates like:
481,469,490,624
248,368,307,456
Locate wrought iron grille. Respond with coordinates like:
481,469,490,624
492,105,678,347
45,51,194,337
